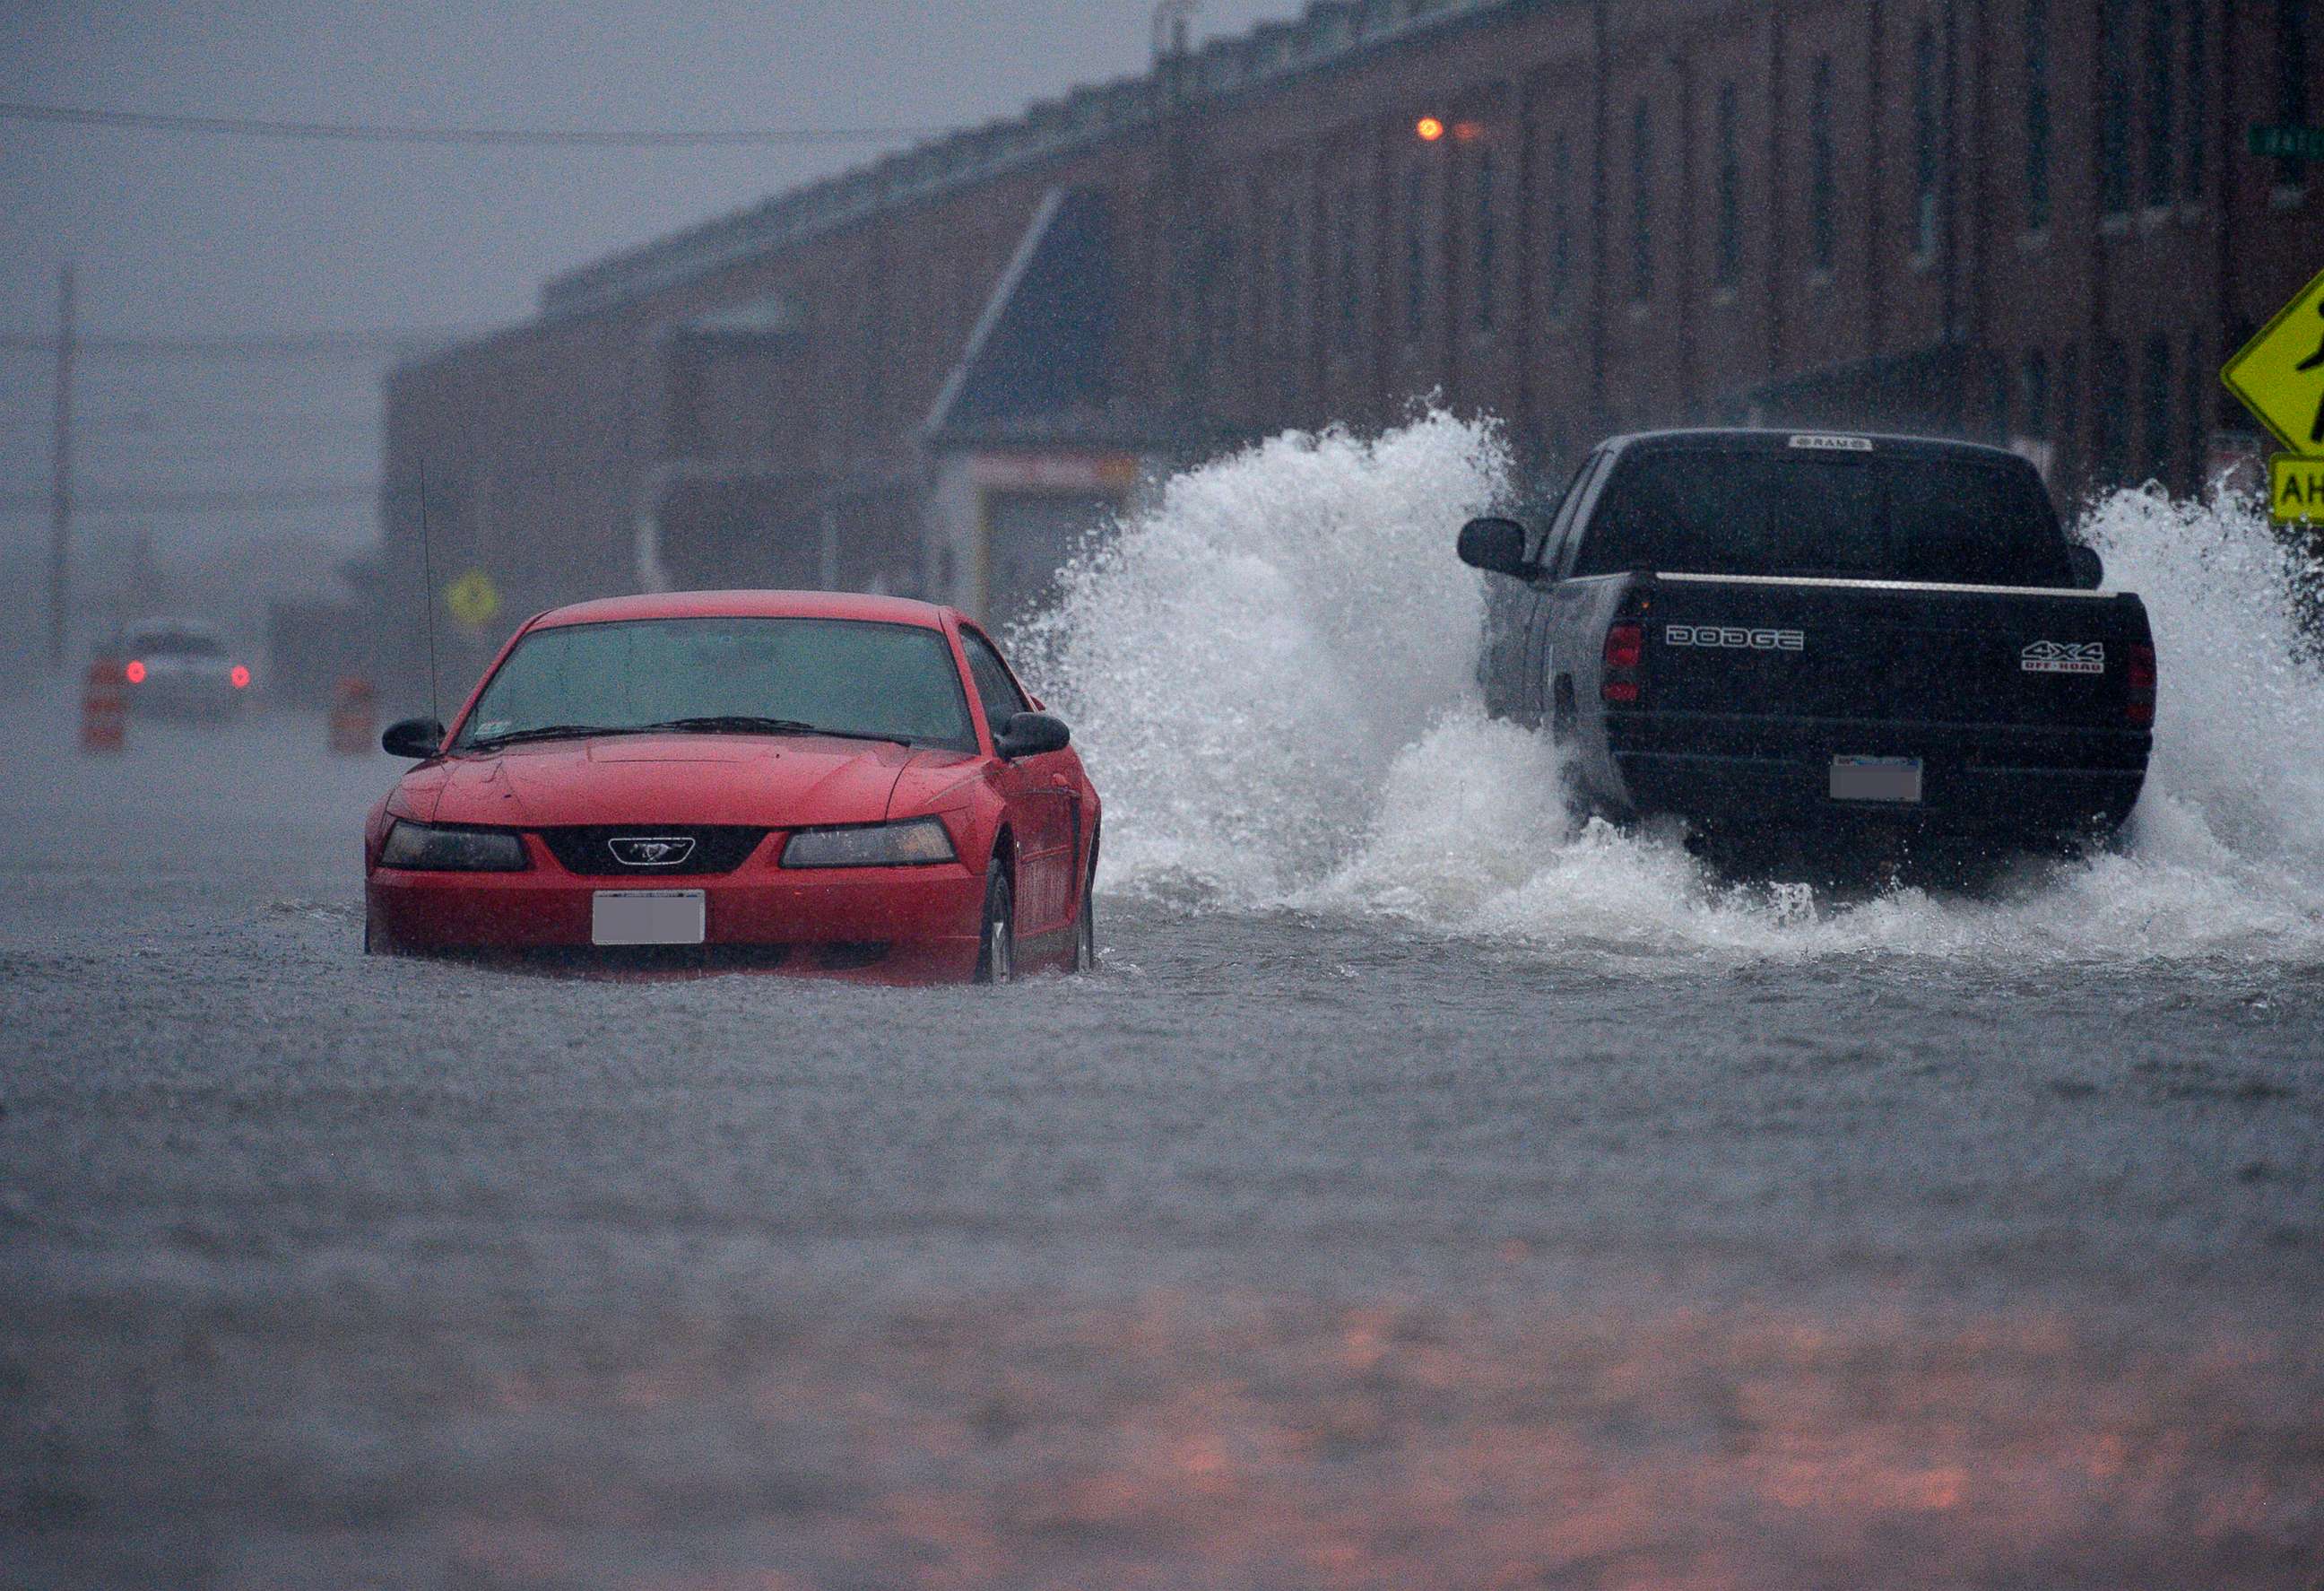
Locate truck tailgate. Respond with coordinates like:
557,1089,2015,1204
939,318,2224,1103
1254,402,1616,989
1641,573,2146,728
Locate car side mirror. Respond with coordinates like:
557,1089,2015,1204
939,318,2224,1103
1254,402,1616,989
1457,517,1535,578
994,710,1071,760
381,717,446,759
2067,545,2104,590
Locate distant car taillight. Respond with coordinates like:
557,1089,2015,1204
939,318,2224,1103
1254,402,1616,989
1602,622,1644,705
2127,643,2156,728
124,659,147,684
230,665,250,690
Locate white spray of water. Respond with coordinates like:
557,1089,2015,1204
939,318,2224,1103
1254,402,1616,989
1019,415,2324,965
1017,413,1508,900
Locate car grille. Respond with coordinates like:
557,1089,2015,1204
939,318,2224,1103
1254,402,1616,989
536,826,770,877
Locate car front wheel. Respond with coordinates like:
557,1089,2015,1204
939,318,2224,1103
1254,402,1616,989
1072,848,1097,974
974,859,1014,985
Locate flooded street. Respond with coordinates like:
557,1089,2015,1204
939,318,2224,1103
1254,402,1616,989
13,1,2324,1581
3,686,2320,1588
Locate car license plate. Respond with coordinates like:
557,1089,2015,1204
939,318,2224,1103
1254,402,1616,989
592,890,707,946
1831,755,1923,804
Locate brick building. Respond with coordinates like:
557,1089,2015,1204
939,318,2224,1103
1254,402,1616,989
382,0,2320,694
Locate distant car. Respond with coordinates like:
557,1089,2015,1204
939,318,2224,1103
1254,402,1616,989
364,590,1100,983
107,618,252,719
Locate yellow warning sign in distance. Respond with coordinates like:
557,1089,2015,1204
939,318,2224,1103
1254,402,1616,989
444,569,501,630
2221,264,2324,456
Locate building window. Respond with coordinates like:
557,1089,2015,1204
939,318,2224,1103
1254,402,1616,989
2185,329,2209,480
1549,127,1574,314
1209,222,1237,366
2183,0,2207,200
1809,57,1836,274
2143,332,2173,482
2146,0,2176,208
2100,0,2132,215
1714,80,1742,288
2022,348,2051,440
1475,149,1498,331
1276,202,1300,355
1333,187,1361,341
2025,0,2051,229
2057,342,2081,480
2095,338,2130,484
2278,0,2313,188
1405,166,1429,339
1630,98,1654,301
1912,20,1941,258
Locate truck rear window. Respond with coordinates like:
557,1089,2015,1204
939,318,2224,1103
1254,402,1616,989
1574,449,2074,587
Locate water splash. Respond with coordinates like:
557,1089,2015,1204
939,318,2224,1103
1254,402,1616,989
1021,415,2324,965
1016,413,1509,900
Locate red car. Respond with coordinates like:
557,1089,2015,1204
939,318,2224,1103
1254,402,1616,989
364,591,1099,983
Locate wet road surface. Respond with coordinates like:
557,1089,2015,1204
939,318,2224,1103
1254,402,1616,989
2,700,2320,1589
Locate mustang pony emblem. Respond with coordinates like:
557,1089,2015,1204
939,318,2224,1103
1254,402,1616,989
610,836,697,867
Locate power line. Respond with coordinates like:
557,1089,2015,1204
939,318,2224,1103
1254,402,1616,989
0,483,377,514
0,412,379,437
0,330,473,360
0,100,944,148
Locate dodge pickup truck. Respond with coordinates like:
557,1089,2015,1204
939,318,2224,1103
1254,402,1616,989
1458,430,2155,860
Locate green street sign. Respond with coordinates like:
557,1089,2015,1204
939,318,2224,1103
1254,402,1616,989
2249,125,2324,161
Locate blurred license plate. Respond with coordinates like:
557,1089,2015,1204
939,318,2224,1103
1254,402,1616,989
1831,755,1922,803
592,890,707,946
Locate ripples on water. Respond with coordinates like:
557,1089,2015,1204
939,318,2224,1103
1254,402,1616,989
1017,415,2324,970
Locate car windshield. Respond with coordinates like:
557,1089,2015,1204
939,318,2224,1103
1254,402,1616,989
130,629,226,658
1574,448,2075,587
455,617,977,752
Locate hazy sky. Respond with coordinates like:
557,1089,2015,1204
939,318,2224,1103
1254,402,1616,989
0,1,1296,560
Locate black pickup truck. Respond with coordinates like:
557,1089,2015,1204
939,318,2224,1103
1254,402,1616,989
1459,430,2155,858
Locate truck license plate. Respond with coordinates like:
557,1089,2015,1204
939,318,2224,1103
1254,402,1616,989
592,890,707,946
1831,755,1923,804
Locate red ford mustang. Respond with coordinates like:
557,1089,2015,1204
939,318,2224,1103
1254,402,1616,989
364,591,1100,982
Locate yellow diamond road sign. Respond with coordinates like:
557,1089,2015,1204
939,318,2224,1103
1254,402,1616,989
2274,456,2324,526
444,569,501,630
2221,264,2324,456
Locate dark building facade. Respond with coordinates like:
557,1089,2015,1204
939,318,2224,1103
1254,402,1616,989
382,0,2321,693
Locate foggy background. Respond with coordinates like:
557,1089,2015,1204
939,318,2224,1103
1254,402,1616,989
0,0,1294,677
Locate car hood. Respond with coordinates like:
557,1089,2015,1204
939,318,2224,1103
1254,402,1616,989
415,734,936,830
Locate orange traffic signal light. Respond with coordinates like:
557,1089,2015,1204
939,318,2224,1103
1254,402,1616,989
1415,117,1445,143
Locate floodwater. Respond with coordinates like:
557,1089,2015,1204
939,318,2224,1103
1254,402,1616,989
3,419,2320,1587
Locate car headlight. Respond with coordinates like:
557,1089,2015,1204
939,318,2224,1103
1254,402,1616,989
379,820,528,872
780,817,958,869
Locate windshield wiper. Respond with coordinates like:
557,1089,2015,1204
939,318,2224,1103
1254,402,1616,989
463,723,637,751
646,716,917,746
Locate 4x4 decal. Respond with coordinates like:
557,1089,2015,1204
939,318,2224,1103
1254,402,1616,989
2022,640,2105,674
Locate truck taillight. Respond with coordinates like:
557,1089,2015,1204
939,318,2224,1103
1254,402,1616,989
1603,622,1643,705
2127,643,2156,728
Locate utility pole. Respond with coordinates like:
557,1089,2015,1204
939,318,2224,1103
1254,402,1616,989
1155,0,1199,451
48,265,75,669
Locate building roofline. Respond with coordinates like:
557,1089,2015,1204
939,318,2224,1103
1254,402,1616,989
535,0,1531,323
